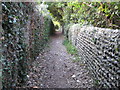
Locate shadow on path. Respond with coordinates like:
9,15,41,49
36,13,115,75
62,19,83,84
50,31,63,38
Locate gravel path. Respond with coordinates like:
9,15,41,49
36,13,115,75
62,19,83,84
27,31,94,88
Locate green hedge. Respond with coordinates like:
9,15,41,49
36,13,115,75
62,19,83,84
2,2,54,88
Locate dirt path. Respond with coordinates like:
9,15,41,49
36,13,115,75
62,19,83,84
27,31,94,88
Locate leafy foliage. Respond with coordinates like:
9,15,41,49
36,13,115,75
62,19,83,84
2,2,54,88
47,2,120,29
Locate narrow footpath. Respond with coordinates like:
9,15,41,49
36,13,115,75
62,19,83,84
27,31,94,88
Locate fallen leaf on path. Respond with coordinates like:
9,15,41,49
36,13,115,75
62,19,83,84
72,75,76,78
33,86,39,88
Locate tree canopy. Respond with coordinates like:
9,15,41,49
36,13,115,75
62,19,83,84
47,2,120,29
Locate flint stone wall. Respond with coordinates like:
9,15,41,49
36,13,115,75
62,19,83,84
66,24,120,87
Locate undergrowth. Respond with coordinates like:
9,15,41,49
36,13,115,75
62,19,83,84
63,38,80,62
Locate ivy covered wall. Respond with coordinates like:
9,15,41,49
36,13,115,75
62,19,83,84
2,2,54,88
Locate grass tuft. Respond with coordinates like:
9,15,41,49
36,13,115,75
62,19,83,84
63,39,77,55
63,38,80,62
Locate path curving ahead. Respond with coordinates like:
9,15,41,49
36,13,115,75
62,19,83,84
27,31,94,88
